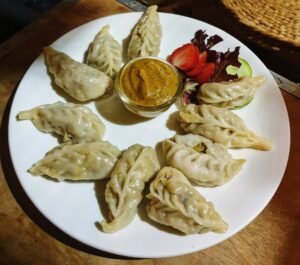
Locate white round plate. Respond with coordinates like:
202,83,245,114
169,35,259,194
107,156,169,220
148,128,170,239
8,13,290,258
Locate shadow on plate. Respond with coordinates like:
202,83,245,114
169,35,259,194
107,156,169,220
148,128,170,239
94,92,148,125
165,110,184,134
122,32,131,64
155,141,166,168
0,92,136,260
93,179,110,232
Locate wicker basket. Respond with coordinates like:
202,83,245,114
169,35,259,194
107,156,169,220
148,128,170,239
221,0,300,46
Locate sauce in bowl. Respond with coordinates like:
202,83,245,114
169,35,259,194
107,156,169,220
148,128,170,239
121,58,179,106
115,57,182,117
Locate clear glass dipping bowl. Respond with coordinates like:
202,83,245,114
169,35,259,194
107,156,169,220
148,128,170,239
115,56,182,118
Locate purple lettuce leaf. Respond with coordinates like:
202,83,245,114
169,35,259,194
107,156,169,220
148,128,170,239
181,80,200,105
211,46,241,82
191,30,241,82
191,30,223,52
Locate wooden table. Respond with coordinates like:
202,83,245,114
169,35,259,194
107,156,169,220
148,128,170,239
0,1,299,264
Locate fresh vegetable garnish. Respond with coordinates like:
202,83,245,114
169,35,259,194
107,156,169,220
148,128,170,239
169,29,242,84
226,57,252,78
191,30,241,82
168,43,199,72
231,97,254,110
195,63,216,84
181,81,199,105
169,29,254,106
186,51,207,77
211,47,241,82
191,30,223,53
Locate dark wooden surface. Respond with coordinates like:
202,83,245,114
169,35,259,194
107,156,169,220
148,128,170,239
0,1,299,264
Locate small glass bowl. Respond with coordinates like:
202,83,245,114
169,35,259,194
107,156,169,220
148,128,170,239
115,56,183,118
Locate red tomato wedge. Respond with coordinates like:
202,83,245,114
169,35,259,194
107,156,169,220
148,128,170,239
195,63,216,84
168,44,199,72
186,51,207,77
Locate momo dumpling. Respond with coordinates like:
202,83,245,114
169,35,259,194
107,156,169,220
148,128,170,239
29,141,121,181
163,134,245,186
17,102,105,143
127,5,162,60
44,47,112,101
198,76,266,109
178,104,273,150
146,167,228,235
101,144,160,233
86,25,122,78
101,144,160,232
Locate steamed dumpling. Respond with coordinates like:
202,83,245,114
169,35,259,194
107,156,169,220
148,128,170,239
178,104,273,150
163,134,245,186
29,141,121,181
146,167,228,235
17,102,105,143
44,47,112,101
101,144,160,233
86,25,122,78
127,5,162,60
198,76,266,109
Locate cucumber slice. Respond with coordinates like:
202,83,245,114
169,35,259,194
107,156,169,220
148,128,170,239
226,57,252,77
231,97,253,110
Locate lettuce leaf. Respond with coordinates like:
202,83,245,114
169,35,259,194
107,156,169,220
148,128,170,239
191,30,223,52
191,30,241,82
212,47,241,82
181,80,199,105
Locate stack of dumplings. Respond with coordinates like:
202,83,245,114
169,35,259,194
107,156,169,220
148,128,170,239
16,5,274,237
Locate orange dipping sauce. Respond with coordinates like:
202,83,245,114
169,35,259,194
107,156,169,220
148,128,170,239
120,57,179,106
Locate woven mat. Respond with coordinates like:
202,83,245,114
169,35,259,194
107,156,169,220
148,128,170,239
221,0,300,46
